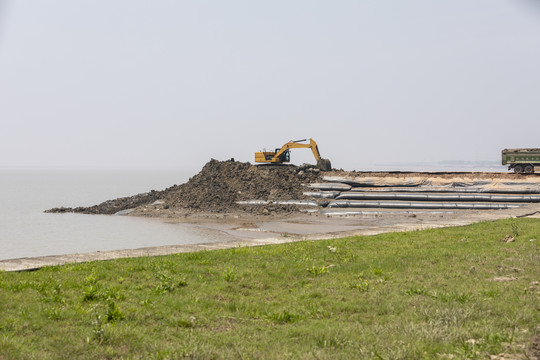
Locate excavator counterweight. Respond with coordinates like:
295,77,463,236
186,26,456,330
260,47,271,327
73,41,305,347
254,138,332,171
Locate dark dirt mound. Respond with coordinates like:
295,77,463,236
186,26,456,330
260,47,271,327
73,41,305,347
46,159,322,215
164,159,320,211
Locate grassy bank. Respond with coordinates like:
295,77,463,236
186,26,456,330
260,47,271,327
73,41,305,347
1,218,539,359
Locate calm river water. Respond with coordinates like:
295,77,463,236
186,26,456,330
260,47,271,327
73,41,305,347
0,169,228,261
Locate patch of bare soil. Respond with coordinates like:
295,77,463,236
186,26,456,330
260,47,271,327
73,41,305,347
46,159,322,215
529,334,540,360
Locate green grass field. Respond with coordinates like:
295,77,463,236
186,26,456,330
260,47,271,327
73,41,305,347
1,218,539,359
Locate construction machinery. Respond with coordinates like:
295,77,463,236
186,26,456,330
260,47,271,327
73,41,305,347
502,148,540,174
255,138,332,171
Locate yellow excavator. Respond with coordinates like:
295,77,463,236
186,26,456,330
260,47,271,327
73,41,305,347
254,138,332,171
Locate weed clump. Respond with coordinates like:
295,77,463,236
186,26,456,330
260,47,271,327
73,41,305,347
267,310,298,324
154,271,187,294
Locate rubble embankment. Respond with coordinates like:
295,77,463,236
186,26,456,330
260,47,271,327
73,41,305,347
45,159,323,215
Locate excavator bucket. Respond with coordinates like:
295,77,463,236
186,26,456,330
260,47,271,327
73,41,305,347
317,158,332,171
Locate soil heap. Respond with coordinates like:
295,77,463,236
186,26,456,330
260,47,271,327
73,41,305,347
46,159,322,215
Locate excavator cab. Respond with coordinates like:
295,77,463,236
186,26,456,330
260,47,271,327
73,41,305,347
277,150,290,162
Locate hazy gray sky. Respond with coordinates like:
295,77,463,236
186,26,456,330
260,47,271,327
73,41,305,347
1,0,539,171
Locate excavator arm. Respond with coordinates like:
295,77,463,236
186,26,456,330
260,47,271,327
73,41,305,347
273,139,316,159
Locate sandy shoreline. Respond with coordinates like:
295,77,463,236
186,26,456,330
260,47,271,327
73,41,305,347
2,203,539,272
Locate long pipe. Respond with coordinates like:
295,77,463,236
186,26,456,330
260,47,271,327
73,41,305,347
336,192,540,202
327,200,524,210
309,183,352,191
346,186,540,194
237,200,319,207
320,209,456,216
303,191,341,199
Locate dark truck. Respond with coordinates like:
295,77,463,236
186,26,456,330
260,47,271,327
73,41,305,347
502,148,540,174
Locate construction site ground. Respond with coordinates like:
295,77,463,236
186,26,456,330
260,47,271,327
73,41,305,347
3,159,540,271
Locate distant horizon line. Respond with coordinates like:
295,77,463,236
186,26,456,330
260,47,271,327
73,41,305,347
373,160,501,166
0,159,503,171
0,165,194,171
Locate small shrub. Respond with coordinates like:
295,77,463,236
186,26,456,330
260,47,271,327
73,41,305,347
316,335,350,349
38,279,64,303
485,331,514,345
45,307,61,320
85,274,98,284
82,274,102,301
405,287,427,296
350,278,369,292
140,298,152,306
267,310,297,324
307,265,328,276
8,280,33,292
83,284,99,301
509,219,519,237
106,298,124,323
154,271,187,293
482,289,500,299
432,291,472,303
174,317,196,328
90,312,108,345
223,268,237,282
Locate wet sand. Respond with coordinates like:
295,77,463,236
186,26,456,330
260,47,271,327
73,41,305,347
2,203,539,272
